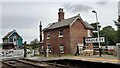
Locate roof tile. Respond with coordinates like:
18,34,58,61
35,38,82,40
43,15,94,31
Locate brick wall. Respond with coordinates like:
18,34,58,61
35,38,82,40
44,26,71,54
70,19,93,54
43,19,93,54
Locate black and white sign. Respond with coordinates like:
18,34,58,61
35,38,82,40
85,37,105,43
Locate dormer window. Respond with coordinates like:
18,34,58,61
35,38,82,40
59,29,63,37
47,31,50,39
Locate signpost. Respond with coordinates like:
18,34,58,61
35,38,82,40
84,37,106,57
85,37,105,43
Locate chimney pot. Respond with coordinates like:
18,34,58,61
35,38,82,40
58,8,64,22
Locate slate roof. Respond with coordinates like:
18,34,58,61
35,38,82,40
2,30,21,39
43,14,94,31
2,30,14,39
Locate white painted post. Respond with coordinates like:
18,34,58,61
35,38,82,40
46,46,49,57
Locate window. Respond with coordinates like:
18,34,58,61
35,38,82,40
47,32,50,39
47,45,51,52
87,30,91,37
59,45,64,53
40,45,44,52
9,37,13,42
59,29,63,37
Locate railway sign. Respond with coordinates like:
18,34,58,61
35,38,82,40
85,37,105,43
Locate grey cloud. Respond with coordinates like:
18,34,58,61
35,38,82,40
2,15,37,29
2,2,41,29
96,2,107,5
63,3,93,13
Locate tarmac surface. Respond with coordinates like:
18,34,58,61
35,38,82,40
27,54,119,64
0,54,120,68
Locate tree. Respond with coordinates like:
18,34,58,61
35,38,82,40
100,26,117,45
30,39,39,49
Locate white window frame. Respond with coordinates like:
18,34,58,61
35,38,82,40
47,45,51,52
59,29,63,37
59,45,64,53
40,45,44,52
46,31,50,39
13,36,17,45
87,30,91,37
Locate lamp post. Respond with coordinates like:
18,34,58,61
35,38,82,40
92,10,101,57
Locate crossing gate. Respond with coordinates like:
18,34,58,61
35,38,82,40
1,49,34,58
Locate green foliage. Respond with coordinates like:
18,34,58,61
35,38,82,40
29,39,39,49
100,26,117,45
91,22,117,45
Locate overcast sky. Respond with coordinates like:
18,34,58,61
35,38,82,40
0,0,119,43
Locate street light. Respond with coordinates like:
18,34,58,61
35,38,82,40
92,10,101,57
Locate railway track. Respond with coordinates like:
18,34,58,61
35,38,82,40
1,59,69,68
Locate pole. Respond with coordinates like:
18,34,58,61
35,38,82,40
39,21,42,55
96,12,101,57
92,10,101,57
24,41,27,57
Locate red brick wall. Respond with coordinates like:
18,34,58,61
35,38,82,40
43,19,93,54
70,19,93,54
44,26,71,54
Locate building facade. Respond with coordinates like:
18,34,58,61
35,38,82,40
2,30,23,48
43,8,94,54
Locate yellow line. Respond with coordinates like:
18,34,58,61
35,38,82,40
73,56,119,63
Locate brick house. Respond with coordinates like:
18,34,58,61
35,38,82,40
43,8,94,54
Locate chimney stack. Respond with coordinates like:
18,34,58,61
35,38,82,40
58,8,64,22
39,21,42,42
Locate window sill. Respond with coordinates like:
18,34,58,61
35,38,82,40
58,35,63,38
46,37,50,39
60,51,64,53
48,51,51,53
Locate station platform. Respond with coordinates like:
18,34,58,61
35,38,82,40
27,55,119,65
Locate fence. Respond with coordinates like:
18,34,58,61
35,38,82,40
1,49,34,58
78,45,117,55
